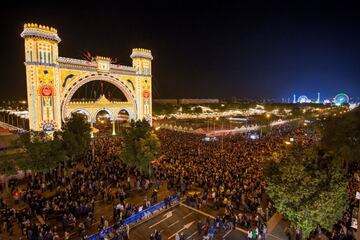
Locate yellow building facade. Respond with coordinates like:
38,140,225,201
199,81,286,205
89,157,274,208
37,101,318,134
21,23,153,132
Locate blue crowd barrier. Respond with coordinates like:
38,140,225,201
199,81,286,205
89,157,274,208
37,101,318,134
85,195,179,240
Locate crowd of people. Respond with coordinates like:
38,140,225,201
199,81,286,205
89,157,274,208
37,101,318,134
0,123,321,239
0,134,163,239
155,125,316,215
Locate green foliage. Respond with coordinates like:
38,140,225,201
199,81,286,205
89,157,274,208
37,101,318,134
0,113,91,175
320,107,360,170
265,144,348,237
0,149,21,176
192,106,203,114
18,131,67,173
61,112,91,160
120,119,160,175
291,106,302,117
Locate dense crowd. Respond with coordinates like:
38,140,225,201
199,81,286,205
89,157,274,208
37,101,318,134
0,123,320,239
0,135,160,239
155,125,316,214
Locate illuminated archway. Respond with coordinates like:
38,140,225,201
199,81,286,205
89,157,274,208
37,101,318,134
71,109,92,122
61,73,136,122
21,23,153,132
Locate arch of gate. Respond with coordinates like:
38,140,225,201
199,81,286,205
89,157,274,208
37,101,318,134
117,108,133,122
61,73,137,122
93,108,114,121
21,23,153,132
70,109,92,122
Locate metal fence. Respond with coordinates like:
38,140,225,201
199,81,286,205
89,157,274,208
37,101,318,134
85,195,179,240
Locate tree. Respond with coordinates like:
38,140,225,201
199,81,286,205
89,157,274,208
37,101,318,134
119,119,160,175
264,144,348,238
18,131,67,174
0,148,23,191
192,106,203,114
320,107,360,172
61,112,91,160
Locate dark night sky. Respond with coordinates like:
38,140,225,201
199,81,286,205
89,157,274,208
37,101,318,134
1,1,360,101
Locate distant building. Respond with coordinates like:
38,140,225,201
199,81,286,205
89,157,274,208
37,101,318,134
154,99,220,105
153,99,178,104
178,99,220,104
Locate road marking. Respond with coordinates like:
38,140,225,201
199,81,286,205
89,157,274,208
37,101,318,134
223,229,232,238
180,202,215,219
182,212,194,219
186,231,197,239
130,202,179,230
168,220,179,228
168,221,195,239
235,227,247,234
149,211,174,228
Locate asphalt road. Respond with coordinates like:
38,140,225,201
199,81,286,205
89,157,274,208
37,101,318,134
130,204,246,240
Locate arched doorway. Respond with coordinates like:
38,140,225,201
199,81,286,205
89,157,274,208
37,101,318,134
61,74,137,123
117,109,130,122
93,109,114,134
71,109,92,122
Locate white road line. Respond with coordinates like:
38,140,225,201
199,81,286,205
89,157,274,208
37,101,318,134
182,212,194,219
223,229,232,238
186,231,197,239
168,220,179,228
179,202,215,219
168,221,195,239
235,227,247,234
149,211,174,228
130,202,179,230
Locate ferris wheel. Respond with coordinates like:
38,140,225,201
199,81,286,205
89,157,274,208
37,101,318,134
297,95,309,103
333,93,349,106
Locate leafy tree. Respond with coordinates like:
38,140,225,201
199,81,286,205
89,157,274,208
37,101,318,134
290,106,302,118
192,106,203,114
264,144,348,238
18,131,67,173
320,107,360,171
120,119,160,175
61,113,91,160
0,148,23,191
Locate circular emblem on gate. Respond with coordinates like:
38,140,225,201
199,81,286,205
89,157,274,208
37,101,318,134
43,122,55,132
143,90,150,99
39,85,53,96
41,120,57,132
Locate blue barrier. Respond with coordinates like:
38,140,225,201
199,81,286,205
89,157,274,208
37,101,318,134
85,195,179,240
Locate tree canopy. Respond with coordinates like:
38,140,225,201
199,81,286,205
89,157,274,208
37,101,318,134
320,107,360,171
119,119,160,175
18,131,68,173
265,144,348,238
61,112,91,160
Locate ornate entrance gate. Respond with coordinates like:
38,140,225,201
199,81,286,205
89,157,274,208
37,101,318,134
21,23,153,132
